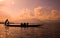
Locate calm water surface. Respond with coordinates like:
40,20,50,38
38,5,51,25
0,21,60,38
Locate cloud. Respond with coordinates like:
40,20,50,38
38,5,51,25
34,6,60,20
0,6,60,22
18,8,33,20
34,6,50,20
49,10,60,20
34,7,43,16
16,7,60,21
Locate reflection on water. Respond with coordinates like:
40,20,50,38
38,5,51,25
0,21,60,38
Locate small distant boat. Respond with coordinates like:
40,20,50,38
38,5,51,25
6,24,40,27
4,19,40,27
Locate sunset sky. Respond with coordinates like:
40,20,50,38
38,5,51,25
0,0,60,21
0,0,60,38
3,0,60,11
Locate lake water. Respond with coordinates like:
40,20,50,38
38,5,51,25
0,21,60,38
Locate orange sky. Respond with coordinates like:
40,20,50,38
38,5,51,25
0,0,60,22
0,6,60,22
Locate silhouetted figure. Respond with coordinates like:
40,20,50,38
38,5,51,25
21,23,26,27
21,23,24,27
21,23,23,25
27,23,29,25
20,23,29,27
5,19,9,26
24,23,27,27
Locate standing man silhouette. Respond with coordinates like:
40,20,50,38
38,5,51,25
5,19,9,26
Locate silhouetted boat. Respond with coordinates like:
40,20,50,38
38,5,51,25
5,24,40,27
4,19,40,27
